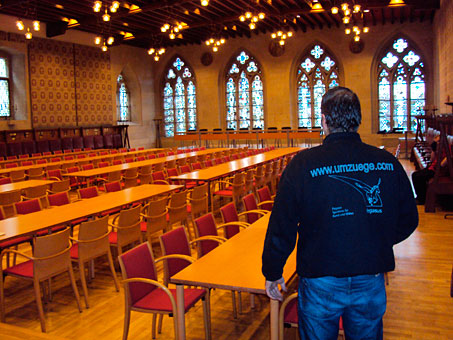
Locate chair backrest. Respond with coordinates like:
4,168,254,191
148,154,156,160
153,162,164,171
118,242,158,306
10,170,26,182
21,160,33,166
76,215,110,261
194,213,220,257
125,157,135,163
33,228,71,281
189,183,208,218
180,164,191,174
123,168,138,188
64,155,74,161
51,157,61,162
166,159,176,169
244,169,254,193
49,179,70,194
192,162,202,170
47,169,63,180
23,184,48,208
15,198,42,215
47,191,71,206
105,180,122,192
5,162,18,169
32,152,42,157
204,160,213,168
143,197,168,237
0,177,11,185
257,186,273,211
36,159,47,165
138,165,152,185
166,167,179,177
159,227,191,285
168,190,187,225
27,166,45,180
78,186,99,199
151,170,167,184
82,164,94,171
115,205,142,247
136,156,146,161
106,170,122,183
112,159,123,165
220,202,241,239
98,161,110,168
0,190,22,218
242,193,260,223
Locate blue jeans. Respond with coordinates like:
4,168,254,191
298,274,386,340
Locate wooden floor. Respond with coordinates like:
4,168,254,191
1,160,453,340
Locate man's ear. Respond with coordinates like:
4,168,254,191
321,114,329,136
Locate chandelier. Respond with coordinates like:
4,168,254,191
148,47,166,62
330,2,369,41
94,35,115,51
205,37,226,52
270,29,293,46
16,19,40,40
93,1,120,21
239,11,265,30
160,22,188,40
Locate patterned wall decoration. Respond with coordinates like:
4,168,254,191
74,45,113,126
29,38,76,128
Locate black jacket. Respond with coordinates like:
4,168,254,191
262,132,418,281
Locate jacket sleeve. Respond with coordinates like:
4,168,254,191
394,161,419,244
262,162,301,281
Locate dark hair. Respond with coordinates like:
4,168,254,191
321,87,361,133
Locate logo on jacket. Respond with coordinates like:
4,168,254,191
329,175,383,209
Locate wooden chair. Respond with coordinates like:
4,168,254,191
187,183,208,239
22,184,49,209
0,228,82,332
122,168,138,189
166,159,176,169
109,205,143,256
70,215,119,308
242,193,268,224
257,186,274,211
278,292,344,340
151,170,169,185
167,190,189,231
138,165,152,185
47,192,87,226
118,242,210,340
140,197,169,244
10,169,26,183
253,165,265,191
244,169,255,194
0,190,22,218
27,167,45,180
212,172,245,210
0,177,11,185
48,179,70,194
219,202,251,239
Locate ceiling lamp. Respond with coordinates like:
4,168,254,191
388,0,405,6
148,47,166,62
239,11,265,30
310,1,324,12
25,28,33,40
102,9,110,21
270,29,293,46
205,36,226,52
94,36,115,50
62,17,80,28
16,18,40,40
110,1,120,13
160,22,187,39
102,42,108,52
93,1,102,12
332,2,370,39
201,0,209,6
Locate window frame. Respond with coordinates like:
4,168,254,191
375,37,426,133
295,43,341,129
224,50,265,130
162,56,198,137
116,74,130,122
0,52,12,119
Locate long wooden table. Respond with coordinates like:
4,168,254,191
171,213,296,340
169,147,302,207
0,180,55,193
0,184,181,242
63,148,228,181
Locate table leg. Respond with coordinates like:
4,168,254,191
176,284,186,340
270,298,279,340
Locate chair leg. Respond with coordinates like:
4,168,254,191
123,306,131,340
231,291,237,319
78,261,90,309
107,250,120,292
238,292,243,314
68,266,83,312
33,279,46,332
152,313,157,339
158,314,164,334
250,293,255,309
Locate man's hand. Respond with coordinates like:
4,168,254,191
265,277,287,301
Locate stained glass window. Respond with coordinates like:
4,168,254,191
117,74,130,122
297,44,340,128
163,56,197,137
0,57,10,117
225,51,264,130
378,37,425,132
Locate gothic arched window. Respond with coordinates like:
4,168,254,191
117,74,130,122
297,44,340,128
163,57,197,137
225,51,264,130
0,56,11,117
377,37,425,132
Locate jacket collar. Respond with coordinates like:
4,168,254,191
323,132,362,145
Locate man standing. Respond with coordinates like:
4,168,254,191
262,87,418,339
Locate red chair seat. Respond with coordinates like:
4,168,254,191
140,221,147,232
133,287,205,312
36,225,66,237
187,205,191,213
0,236,32,249
213,189,232,196
109,232,118,244
4,260,33,278
70,244,79,259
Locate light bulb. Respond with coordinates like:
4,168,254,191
279,40,285,46
277,31,282,36
95,36,102,45
249,22,256,30
353,26,359,32
287,31,293,37
258,12,265,19
102,44,108,51
239,15,245,22
110,5,117,13
161,27,167,32
252,16,259,23
33,21,40,31
345,28,351,34
245,12,252,19
154,55,159,61
354,35,360,42
209,38,214,43
344,9,351,16
331,6,339,14
93,1,102,12
341,3,349,11
353,4,361,13
213,46,218,52
271,33,276,39
16,20,24,31
363,27,369,33
164,24,170,29
178,24,183,29
220,38,225,44
201,0,209,6
107,36,114,45
343,16,350,24
159,48,165,54
282,34,287,39
174,27,179,33
169,33,175,39
25,28,32,40
148,48,155,55
206,40,210,45
103,10,110,21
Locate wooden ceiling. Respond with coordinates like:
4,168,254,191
0,0,440,49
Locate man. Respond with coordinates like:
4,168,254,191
262,87,418,340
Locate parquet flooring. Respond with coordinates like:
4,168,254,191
1,159,453,340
